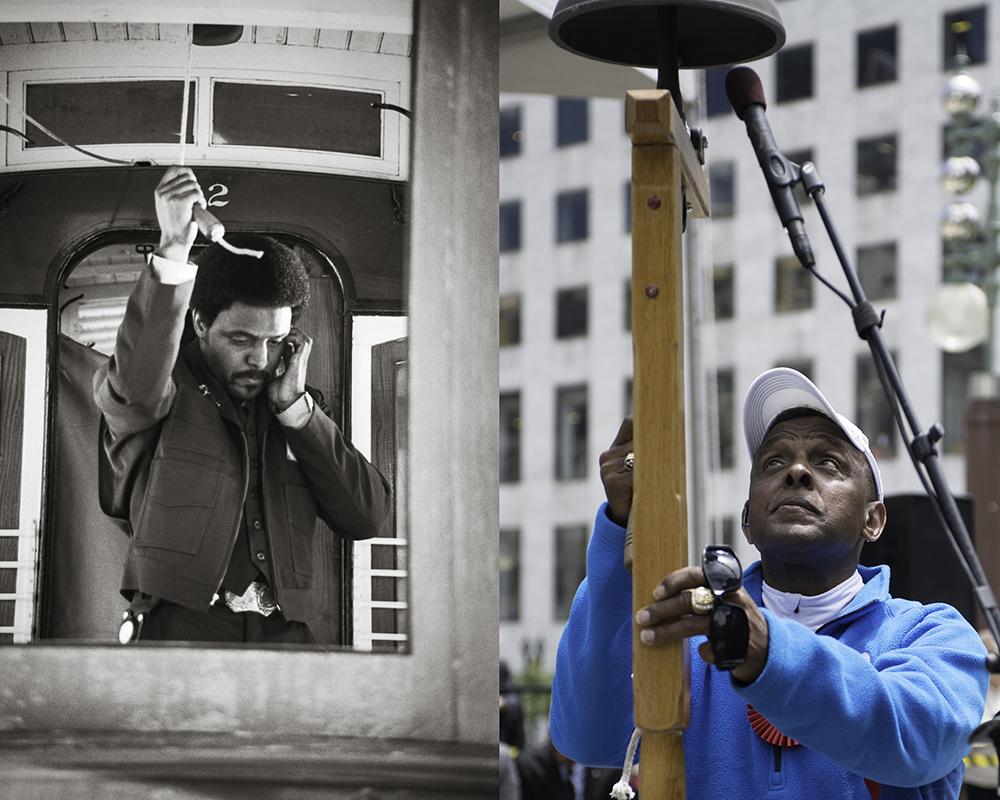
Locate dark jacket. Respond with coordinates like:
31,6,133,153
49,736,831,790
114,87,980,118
94,265,391,622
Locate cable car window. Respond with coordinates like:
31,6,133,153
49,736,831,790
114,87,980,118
351,318,407,651
212,82,381,155
0,309,45,643
25,80,195,147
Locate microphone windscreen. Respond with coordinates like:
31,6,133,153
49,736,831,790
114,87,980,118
725,66,766,119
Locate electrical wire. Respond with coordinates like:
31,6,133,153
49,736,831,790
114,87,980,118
174,26,261,260
0,89,139,166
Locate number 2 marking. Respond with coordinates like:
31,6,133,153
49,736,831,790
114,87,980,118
207,184,230,208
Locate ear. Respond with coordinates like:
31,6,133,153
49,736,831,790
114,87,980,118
861,500,887,543
191,308,209,339
740,500,753,545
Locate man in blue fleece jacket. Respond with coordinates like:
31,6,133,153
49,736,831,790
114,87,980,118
550,367,989,799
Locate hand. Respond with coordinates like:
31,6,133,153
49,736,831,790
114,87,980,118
635,565,770,684
599,416,633,527
268,327,312,413
153,166,205,263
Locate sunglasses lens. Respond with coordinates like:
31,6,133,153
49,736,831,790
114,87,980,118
710,603,750,670
703,545,742,595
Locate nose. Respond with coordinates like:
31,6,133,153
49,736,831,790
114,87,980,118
784,461,813,490
245,341,268,369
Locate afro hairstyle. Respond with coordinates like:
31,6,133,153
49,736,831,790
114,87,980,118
190,234,310,327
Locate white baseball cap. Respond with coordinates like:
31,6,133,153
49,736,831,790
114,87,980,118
742,367,884,501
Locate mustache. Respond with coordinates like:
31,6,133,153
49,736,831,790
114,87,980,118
231,369,270,382
772,496,820,513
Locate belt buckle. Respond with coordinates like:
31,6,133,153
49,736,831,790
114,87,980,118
224,580,278,617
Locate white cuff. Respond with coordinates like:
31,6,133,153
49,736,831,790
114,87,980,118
149,253,198,285
275,392,314,430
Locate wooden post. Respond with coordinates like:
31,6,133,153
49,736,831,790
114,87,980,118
625,90,709,800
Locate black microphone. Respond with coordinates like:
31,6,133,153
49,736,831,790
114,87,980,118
725,66,815,268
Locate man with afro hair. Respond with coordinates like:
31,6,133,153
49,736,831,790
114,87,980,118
95,166,392,643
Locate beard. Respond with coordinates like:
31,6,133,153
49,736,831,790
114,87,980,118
227,368,272,400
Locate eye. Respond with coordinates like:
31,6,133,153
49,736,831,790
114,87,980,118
761,455,784,470
229,336,251,346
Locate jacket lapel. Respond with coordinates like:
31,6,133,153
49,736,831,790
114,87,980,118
179,341,243,428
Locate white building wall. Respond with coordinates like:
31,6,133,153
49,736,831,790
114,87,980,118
501,0,1000,673
500,93,633,664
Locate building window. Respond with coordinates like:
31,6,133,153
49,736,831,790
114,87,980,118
715,368,735,470
857,242,897,301
857,134,897,195
857,26,897,87
500,528,520,622
709,162,735,218
624,181,632,233
704,66,730,118
556,189,589,242
856,354,897,459
554,524,588,620
784,147,814,206
556,384,588,480
942,345,985,454
776,44,813,103
712,516,736,549
774,255,813,312
556,97,588,147
713,264,735,321
500,391,521,483
500,293,521,347
623,279,632,331
774,358,814,381
944,6,987,68
556,286,588,339
499,200,521,253
500,105,522,157
624,377,633,417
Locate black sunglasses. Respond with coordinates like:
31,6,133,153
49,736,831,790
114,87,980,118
701,545,750,671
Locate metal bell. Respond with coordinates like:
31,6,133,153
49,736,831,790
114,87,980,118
549,0,785,69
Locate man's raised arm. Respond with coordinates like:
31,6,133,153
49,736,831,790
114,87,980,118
93,167,204,437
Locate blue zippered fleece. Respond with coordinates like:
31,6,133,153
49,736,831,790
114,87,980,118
550,504,989,799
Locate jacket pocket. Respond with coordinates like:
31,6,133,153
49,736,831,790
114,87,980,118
135,459,222,554
160,412,227,463
284,484,317,578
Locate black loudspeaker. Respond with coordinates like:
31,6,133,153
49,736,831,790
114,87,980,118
860,494,976,626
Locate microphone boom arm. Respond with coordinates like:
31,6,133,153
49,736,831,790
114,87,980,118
797,160,1000,679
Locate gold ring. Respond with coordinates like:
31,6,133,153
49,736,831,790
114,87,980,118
624,452,635,471
689,586,714,616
